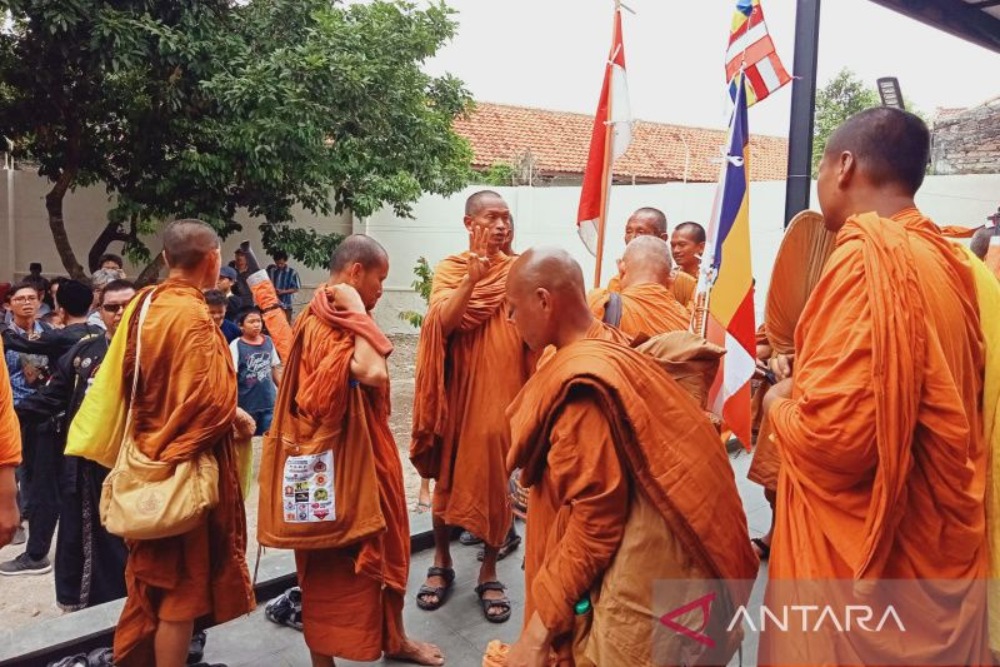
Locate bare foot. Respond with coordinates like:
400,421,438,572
388,638,445,665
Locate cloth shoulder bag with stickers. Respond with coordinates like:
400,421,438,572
100,290,220,540
256,316,385,550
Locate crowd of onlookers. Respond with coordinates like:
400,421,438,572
0,248,298,592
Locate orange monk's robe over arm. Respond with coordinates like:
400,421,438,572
248,270,294,362
671,271,697,307
0,342,21,467
530,395,628,636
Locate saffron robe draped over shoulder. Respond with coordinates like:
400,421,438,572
606,270,696,307
113,281,254,667
0,341,21,467
283,303,409,661
587,282,690,339
763,209,990,666
410,253,527,547
508,339,757,665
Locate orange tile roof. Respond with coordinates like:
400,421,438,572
453,102,788,183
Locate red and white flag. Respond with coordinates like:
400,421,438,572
577,6,632,258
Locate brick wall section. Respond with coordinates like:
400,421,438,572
931,97,1000,175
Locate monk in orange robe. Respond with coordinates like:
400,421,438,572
504,247,758,666
0,341,21,548
113,220,255,667
760,108,991,665
588,235,690,339
410,190,528,622
262,235,442,667
670,221,705,279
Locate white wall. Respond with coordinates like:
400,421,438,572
4,168,998,334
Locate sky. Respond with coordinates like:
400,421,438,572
424,0,1000,137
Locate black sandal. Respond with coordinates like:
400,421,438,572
416,566,455,611
751,537,771,561
459,530,483,546
475,581,512,623
477,528,522,562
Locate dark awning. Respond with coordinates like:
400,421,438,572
868,0,1000,54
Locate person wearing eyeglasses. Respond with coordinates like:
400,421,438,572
7,280,135,597
0,279,105,578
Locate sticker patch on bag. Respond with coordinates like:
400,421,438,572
282,450,335,523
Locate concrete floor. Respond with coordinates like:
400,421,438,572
200,448,771,666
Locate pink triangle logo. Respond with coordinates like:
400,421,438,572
658,591,716,648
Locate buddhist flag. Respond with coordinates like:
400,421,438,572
704,73,756,447
577,6,632,259
726,0,790,106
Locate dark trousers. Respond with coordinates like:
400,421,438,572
21,420,62,560
55,457,127,609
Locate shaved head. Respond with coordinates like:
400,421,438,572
674,221,706,244
632,207,667,236
465,190,504,217
507,247,593,351
509,247,587,300
621,235,673,289
162,219,220,270
824,107,930,195
329,234,388,273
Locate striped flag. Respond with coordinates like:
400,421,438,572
578,6,632,262
726,0,790,107
703,73,756,447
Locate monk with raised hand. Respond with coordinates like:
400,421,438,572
113,220,255,667
266,235,442,667
0,341,20,548
410,190,527,623
760,108,993,665
504,247,756,666
588,235,690,338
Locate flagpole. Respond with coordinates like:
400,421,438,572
592,2,620,289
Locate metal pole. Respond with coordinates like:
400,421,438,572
783,0,822,228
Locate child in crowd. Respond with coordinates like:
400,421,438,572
229,307,282,436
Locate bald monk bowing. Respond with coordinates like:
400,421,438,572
410,190,527,622
607,207,696,307
760,108,992,665
264,235,442,666
588,235,690,339
113,220,255,667
504,247,757,666
0,341,21,548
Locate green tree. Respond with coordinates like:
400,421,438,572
0,0,473,280
398,256,433,329
812,68,880,174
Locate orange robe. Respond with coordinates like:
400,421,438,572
509,339,758,665
286,303,409,661
763,209,989,665
747,324,779,492
587,282,690,339
410,253,527,547
113,281,254,667
248,272,294,361
607,271,695,308
0,341,21,467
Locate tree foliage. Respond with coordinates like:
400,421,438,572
0,0,474,278
812,68,880,175
398,256,433,329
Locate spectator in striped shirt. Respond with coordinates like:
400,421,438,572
266,251,300,322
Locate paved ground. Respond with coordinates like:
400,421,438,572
198,448,771,667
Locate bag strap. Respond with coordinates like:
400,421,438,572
603,291,623,328
111,290,154,468
267,308,310,437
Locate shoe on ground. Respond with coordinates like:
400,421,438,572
11,525,26,545
0,552,52,576
46,654,87,667
188,630,207,664
264,586,303,631
86,647,114,667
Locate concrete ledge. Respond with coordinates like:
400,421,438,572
0,515,436,667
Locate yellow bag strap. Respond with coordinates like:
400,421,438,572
110,290,154,470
